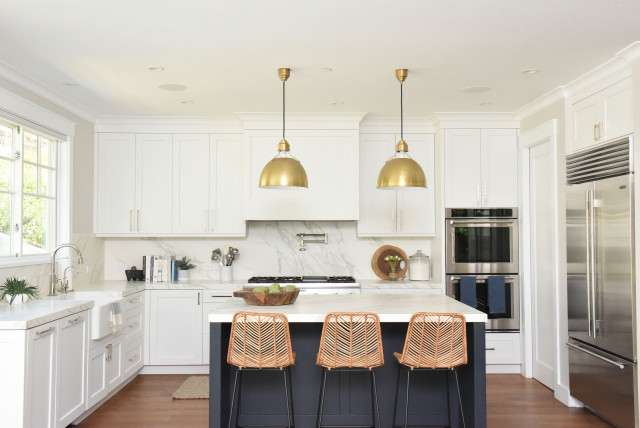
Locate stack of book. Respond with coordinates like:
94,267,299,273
142,255,178,283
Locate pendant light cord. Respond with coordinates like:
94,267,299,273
282,81,286,140
400,82,404,140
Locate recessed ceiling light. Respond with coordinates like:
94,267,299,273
521,68,539,74
322,68,334,72
462,86,491,94
62,82,79,87
330,101,344,106
181,100,194,104
158,84,187,91
148,66,165,71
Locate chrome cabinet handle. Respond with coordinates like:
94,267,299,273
210,210,215,232
197,292,201,306
566,342,626,369
67,316,82,325
485,347,496,351
129,210,133,232
36,326,55,336
106,343,112,361
136,210,140,232
391,209,396,233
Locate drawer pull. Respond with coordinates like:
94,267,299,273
485,347,496,351
129,298,138,304
129,355,138,362
68,316,82,325
36,326,55,336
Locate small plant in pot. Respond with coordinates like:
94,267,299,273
0,276,39,305
176,256,196,281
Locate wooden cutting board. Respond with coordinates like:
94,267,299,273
371,245,408,280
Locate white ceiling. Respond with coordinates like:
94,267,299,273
1,0,640,119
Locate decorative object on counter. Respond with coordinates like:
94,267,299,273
259,67,308,189
296,232,328,251
125,266,145,281
385,255,403,280
1,277,39,305
408,250,430,281
176,256,196,281
144,254,177,283
372,245,408,280
212,246,239,282
377,69,427,189
233,286,300,306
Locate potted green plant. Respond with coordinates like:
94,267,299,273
0,277,39,305
175,256,196,281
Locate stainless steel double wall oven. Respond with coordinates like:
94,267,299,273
445,208,520,331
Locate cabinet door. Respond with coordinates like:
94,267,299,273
481,129,518,207
572,94,601,153
358,134,397,235
396,134,436,235
135,134,173,233
444,129,482,207
172,134,211,233
55,312,88,428
213,134,246,235
123,338,144,379
87,345,108,408
25,321,57,428
106,341,123,392
149,290,203,365
96,133,136,234
602,78,633,142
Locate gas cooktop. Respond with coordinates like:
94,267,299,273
246,276,358,288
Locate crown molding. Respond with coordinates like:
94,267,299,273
0,60,96,123
94,116,242,133
429,112,519,130
516,87,567,121
359,116,435,134
237,112,367,130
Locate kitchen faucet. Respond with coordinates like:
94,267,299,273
49,243,84,296
296,233,328,251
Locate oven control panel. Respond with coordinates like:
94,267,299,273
446,208,517,218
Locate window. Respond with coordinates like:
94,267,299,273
0,119,58,259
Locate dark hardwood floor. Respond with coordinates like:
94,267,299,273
75,374,612,427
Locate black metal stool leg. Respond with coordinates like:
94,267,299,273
283,367,294,428
316,369,328,428
454,369,466,428
392,365,402,428
371,370,380,428
404,368,411,428
286,367,295,428
228,368,241,428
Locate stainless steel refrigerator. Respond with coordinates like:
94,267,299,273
566,136,636,428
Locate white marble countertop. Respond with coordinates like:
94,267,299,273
0,299,94,330
209,293,487,323
359,279,442,290
72,280,244,295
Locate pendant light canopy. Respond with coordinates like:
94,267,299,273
376,69,427,189
259,68,309,189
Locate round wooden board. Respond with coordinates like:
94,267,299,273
371,245,408,280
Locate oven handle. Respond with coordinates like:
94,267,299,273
450,275,517,281
448,219,517,224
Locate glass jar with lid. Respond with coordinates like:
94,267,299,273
408,250,430,281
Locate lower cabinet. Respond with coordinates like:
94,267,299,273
87,338,123,408
485,332,521,373
148,290,203,365
26,320,58,428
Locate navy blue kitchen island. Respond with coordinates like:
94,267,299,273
209,294,487,428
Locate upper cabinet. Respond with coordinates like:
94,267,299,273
242,114,362,221
358,133,436,236
95,131,245,236
444,128,518,208
570,77,633,154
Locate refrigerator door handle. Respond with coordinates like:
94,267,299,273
566,341,627,369
589,189,598,337
585,190,593,337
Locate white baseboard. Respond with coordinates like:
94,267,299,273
72,370,141,425
554,384,583,407
486,364,521,374
140,365,210,375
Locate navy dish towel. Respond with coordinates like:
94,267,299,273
459,276,477,308
487,276,506,314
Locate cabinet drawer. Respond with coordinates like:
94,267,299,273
202,292,232,303
123,340,143,379
123,292,144,312
124,308,144,340
485,333,521,365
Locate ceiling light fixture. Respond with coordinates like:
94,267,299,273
521,68,539,74
258,68,308,189
148,66,165,71
181,100,194,104
377,69,427,190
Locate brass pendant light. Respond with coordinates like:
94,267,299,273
259,68,309,189
376,69,427,189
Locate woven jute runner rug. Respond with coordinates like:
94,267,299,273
172,376,209,399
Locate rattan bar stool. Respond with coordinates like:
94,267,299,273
227,311,296,428
316,312,384,428
392,312,467,428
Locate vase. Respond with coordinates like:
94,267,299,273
177,269,190,281
388,268,399,281
220,265,233,282
5,295,28,305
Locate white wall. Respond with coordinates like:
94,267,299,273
101,221,435,282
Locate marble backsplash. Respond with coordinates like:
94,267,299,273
102,221,438,282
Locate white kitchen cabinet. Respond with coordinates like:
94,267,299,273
25,320,57,428
87,338,123,408
243,129,359,220
96,133,136,234
55,312,88,427
202,294,230,364
358,133,436,236
571,77,633,153
148,290,203,365
444,128,518,208
172,134,245,235
135,134,174,233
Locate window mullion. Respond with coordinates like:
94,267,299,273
11,127,22,257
